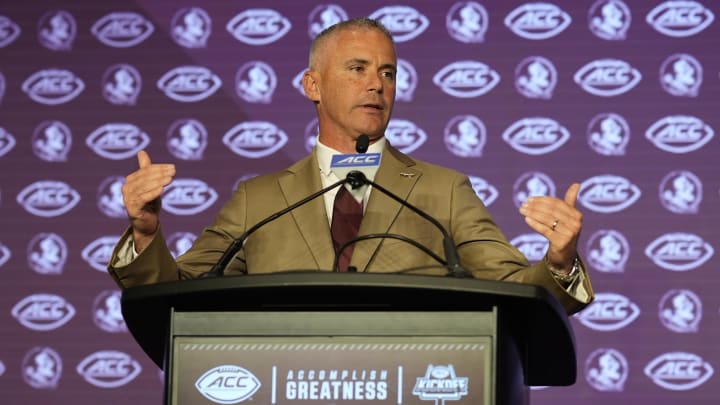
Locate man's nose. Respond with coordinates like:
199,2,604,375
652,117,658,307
367,72,383,93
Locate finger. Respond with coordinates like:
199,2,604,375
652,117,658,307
522,196,581,222
125,163,176,185
137,150,151,169
564,183,581,208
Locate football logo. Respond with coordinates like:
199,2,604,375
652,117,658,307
575,292,640,331
223,121,288,158
644,352,714,390
76,350,142,388
505,3,572,40
22,68,85,105
385,119,427,154
369,6,429,42
644,232,713,272
502,117,569,155
433,60,500,98
157,66,222,103
574,59,642,96
91,12,154,47
86,123,150,160
645,115,714,153
17,180,81,217
195,365,261,403
12,293,76,331
646,1,714,37
578,175,641,213
226,9,292,45
162,179,218,215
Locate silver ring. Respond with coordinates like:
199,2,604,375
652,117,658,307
551,219,559,231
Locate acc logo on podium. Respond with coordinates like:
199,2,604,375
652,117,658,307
195,365,261,404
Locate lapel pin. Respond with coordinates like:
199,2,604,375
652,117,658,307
399,172,416,178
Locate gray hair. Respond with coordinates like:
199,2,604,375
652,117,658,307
308,18,394,69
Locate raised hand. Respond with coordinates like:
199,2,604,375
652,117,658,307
121,151,176,252
518,183,583,272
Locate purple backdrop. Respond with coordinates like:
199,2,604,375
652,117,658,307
1,0,718,404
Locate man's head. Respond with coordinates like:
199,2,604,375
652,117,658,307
303,18,397,153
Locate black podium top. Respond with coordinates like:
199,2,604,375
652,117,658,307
121,272,576,385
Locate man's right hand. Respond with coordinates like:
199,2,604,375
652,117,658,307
122,151,176,253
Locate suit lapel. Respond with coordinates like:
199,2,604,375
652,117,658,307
277,154,335,270
352,145,421,272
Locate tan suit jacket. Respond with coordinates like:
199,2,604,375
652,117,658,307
109,145,593,314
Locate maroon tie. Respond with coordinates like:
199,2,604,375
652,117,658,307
331,186,363,271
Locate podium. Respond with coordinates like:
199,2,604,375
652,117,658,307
121,273,577,405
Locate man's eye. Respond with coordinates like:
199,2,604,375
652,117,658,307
351,66,363,72
383,71,395,79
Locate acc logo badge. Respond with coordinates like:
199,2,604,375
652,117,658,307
369,6,429,42
37,10,76,51
502,117,569,155
468,176,498,207
511,233,548,262
23,347,62,389
17,180,81,217
81,236,119,272
0,126,16,157
12,293,76,331
644,232,713,272
646,1,714,37
587,113,630,156
0,15,22,48
93,290,127,333
586,229,629,273
167,118,207,160
27,232,68,275
396,58,418,102
223,121,288,158
575,292,640,331
171,7,212,48
32,120,73,162
162,178,218,215
91,12,154,47
412,364,468,402
659,289,702,333
644,352,713,390
22,69,85,105
157,66,222,102
585,348,628,391
578,175,641,213
308,4,348,38
195,365,261,404
574,59,641,96
588,0,631,40
446,1,488,43
97,176,127,218
385,119,427,154
76,350,142,388
444,115,486,157
660,170,702,214
433,61,500,98
86,123,150,160
227,9,291,46
235,61,277,103
102,63,142,106
660,53,702,97
513,171,556,208
645,115,714,153
515,56,557,99
504,3,572,40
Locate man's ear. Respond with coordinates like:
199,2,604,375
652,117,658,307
302,70,320,103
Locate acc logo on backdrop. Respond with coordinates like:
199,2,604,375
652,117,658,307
11,293,76,331
81,235,119,272
370,6,429,42
91,12,154,47
513,171,556,208
444,115,486,157
22,68,85,105
304,117,319,153
644,352,713,391
27,232,67,275
0,15,22,47
433,60,500,98
468,176,498,207
37,10,76,50
574,59,641,96
646,1,714,37
578,175,641,213
167,231,197,258
659,289,702,333
511,233,548,262
0,126,16,157
446,1,488,43
102,63,141,106
32,120,72,162
385,119,426,154
587,113,630,156
645,115,714,153
307,4,348,38
503,117,569,155
223,121,288,158
162,179,218,215
586,229,629,273
172,7,211,48
659,170,702,214
167,118,207,160
93,290,127,333
86,123,150,160
660,53,702,97
575,292,640,331
585,348,628,391
504,3,572,40
23,347,62,389
76,350,142,388
97,176,127,218
644,232,713,272
396,58,418,102
515,56,556,99
292,67,307,96
17,180,81,217
235,61,276,103
0,241,11,268
157,66,222,102
195,365,262,403
588,0,631,40
227,8,291,45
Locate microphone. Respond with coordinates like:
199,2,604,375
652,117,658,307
330,135,380,190
343,170,468,278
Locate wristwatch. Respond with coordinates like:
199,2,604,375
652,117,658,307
545,256,580,283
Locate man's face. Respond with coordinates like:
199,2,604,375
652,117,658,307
310,28,396,144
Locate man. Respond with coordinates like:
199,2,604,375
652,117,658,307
109,18,593,314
